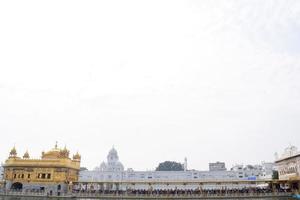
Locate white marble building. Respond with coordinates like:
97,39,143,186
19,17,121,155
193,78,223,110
78,147,274,190
79,169,239,182
80,147,239,182
94,147,124,172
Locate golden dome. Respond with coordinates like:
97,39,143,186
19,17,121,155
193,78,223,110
23,150,30,159
9,146,17,157
73,152,81,160
41,143,70,159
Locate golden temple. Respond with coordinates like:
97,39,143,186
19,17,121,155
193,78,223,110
3,142,81,195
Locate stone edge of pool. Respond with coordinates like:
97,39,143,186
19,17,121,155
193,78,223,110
0,194,293,199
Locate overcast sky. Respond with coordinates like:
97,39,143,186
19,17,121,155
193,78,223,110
0,0,300,171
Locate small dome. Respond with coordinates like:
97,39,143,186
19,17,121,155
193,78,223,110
23,151,30,159
73,152,81,160
99,162,107,171
9,146,17,157
115,161,124,170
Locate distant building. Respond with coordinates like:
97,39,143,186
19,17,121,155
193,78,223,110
231,162,274,180
78,147,276,191
79,147,242,190
275,145,300,181
95,147,124,172
3,143,81,194
260,162,275,179
231,164,245,179
209,162,226,171
243,164,263,179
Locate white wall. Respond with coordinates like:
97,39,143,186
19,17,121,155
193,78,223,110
79,170,240,182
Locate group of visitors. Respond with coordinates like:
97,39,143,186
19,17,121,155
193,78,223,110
72,187,291,197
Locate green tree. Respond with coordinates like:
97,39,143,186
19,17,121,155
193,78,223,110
80,167,88,171
155,161,184,171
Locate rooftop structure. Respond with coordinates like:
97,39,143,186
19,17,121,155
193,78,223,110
209,162,226,171
275,145,300,181
275,145,300,162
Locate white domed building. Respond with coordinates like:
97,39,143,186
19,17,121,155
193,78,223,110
97,147,124,172
78,147,273,191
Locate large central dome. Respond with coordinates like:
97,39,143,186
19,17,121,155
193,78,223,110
41,143,70,159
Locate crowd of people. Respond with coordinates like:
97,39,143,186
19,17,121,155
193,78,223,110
72,187,292,197
1,185,293,197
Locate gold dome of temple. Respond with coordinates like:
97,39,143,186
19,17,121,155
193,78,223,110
9,146,17,157
41,142,70,159
73,151,81,160
23,150,30,159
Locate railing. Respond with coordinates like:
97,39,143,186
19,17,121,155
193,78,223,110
0,190,292,198
72,191,292,198
0,190,47,197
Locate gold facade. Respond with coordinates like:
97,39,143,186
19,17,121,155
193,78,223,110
3,143,81,192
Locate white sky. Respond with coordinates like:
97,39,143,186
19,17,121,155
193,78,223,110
0,0,300,171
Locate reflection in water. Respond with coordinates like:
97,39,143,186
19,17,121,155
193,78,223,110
0,197,295,200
